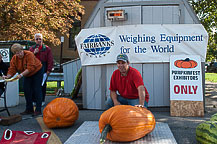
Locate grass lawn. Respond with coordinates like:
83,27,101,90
205,73,217,83
46,81,64,94
47,81,64,89
19,81,64,95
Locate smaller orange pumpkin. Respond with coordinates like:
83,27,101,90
174,58,197,68
43,98,79,128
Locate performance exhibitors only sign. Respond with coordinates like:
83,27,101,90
170,55,203,101
75,24,208,66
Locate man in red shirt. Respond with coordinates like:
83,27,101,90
29,33,53,106
105,54,149,109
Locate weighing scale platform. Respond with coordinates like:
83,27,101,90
65,121,177,144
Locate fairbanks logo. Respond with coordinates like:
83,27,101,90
80,34,114,57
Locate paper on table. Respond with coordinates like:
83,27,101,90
5,77,18,82
42,73,47,86
0,74,19,82
5,74,19,82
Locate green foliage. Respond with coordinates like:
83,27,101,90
189,0,216,32
210,113,217,121
205,73,217,83
189,0,217,62
70,68,82,98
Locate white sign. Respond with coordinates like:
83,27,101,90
0,48,10,62
170,55,203,101
75,24,208,66
61,36,64,42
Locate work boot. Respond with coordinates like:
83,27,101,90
32,111,42,117
20,110,34,115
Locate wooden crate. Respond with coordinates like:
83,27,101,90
170,100,204,117
0,115,22,126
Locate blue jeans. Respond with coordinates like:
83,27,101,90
33,74,47,102
23,68,43,112
105,95,148,110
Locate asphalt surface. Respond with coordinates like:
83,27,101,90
0,81,217,144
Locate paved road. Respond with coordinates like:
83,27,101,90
0,81,217,144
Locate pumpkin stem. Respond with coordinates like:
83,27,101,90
184,58,190,61
100,124,112,144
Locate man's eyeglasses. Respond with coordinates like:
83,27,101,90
36,38,42,40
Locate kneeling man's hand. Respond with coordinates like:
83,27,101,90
114,101,121,106
135,105,144,108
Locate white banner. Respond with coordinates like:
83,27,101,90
170,55,203,101
75,24,208,66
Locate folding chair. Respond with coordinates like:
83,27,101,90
0,82,10,116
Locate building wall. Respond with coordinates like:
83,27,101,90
63,59,81,93
62,0,203,110
48,0,99,63
82,0,202,109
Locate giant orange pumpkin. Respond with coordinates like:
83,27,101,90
174,58,197,68
43,98,79,128
99,105,155,143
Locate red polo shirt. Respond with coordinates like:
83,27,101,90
109,66,149,101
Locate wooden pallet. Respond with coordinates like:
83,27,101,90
0,115,22,126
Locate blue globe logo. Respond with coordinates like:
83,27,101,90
81,34,114,56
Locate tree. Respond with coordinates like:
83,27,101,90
189,0,217,61
0,0,84,46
